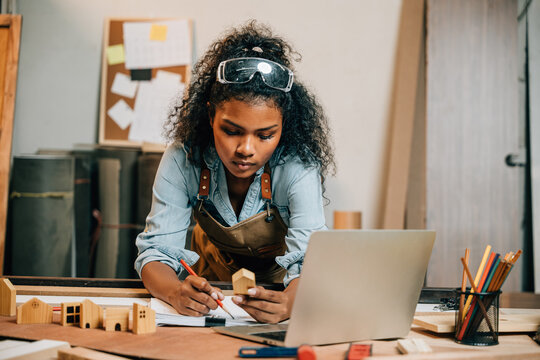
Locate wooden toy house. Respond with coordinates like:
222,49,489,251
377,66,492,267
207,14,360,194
232,268,256,295
132,303,156,335
104,308,130,332
16,297,52,324
0,278,16,316
60,302,81,326
79,299,103,329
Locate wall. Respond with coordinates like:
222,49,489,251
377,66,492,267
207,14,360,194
11,0,403,229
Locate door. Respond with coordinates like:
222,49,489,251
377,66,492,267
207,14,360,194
425,0,524,291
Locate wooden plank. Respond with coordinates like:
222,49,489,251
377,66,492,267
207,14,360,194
501,291,540,309
425,0,522,291
413,309,540,333
0,15,21,276
14,285,150,298
382,0,425,229
58,346,129,360
0,339,70,360
405,17,427,231
529,0,540,294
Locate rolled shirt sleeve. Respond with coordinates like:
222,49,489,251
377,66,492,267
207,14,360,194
134,146,199,277
274,161,327,286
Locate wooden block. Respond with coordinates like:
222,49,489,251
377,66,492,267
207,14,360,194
0,339,69,359
58,346,130,359
132,303,156,335
61,302,81,326
333,211,362,229
15,297,52,324
232,268,256,295
397,338,432,354
0,278,16,316
104,307,130,332
79,299,103,329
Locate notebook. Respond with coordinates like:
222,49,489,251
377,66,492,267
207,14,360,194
213,230,436,346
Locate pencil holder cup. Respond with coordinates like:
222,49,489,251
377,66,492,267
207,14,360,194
454,289,500,346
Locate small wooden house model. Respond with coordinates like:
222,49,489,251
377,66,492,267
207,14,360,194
104,308,130,332
16,297,52,324
0,278,16,316
232,268,256,295
79,299,103,329
60,302,81,326
132,303,156,335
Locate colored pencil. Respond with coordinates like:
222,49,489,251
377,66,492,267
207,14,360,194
458,248,470,334
462,245,491,320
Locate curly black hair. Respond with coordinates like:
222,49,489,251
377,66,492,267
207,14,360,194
166,21,335,178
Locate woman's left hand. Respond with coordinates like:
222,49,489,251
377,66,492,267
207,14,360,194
231,278,299,323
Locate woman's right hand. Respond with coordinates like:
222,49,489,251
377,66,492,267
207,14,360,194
166,275,225,317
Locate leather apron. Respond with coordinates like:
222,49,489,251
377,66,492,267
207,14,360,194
191,163,287,283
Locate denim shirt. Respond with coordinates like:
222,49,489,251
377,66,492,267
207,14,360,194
134,143,327,286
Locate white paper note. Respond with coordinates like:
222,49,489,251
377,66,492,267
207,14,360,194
128,73,185,144
111,72,139,98
107,99,135,130
123,20,191,69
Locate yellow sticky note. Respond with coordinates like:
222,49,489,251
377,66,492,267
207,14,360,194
106,44,125,65
149,24,168,41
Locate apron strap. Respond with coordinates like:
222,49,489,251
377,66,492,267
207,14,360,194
196,162,273,202
261,163,272,201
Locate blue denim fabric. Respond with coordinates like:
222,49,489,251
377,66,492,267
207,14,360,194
134,144,327,286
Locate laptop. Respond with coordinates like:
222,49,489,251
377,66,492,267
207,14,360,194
213,230,435,347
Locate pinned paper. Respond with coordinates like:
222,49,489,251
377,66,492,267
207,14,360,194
107,99,135,130
149,24,168,41
123,20,191,69
129,71,185,144
111,73,138,98
106,44,125,65
156,70,181,83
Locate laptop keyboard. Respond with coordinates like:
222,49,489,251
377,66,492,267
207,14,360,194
251,330,287,341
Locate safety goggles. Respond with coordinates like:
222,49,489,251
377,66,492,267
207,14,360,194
217,57,294,92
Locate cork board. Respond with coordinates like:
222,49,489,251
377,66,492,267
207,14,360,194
98,18,192,147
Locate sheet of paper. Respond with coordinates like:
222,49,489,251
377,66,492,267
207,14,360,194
128,71,184,144
107,99,135,130
149,24,168,41
123,20,191,69
106,44,125,65
151,297,257,327
111,73,138,98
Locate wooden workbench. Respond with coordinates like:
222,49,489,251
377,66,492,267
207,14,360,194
1,277,539,359
0,315,539,359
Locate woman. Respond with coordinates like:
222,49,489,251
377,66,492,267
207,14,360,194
135,21,335,324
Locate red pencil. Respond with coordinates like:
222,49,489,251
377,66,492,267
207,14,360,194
180,259,234,319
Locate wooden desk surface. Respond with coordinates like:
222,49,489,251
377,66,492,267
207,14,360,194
2,280,540,359
0,315,539,359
